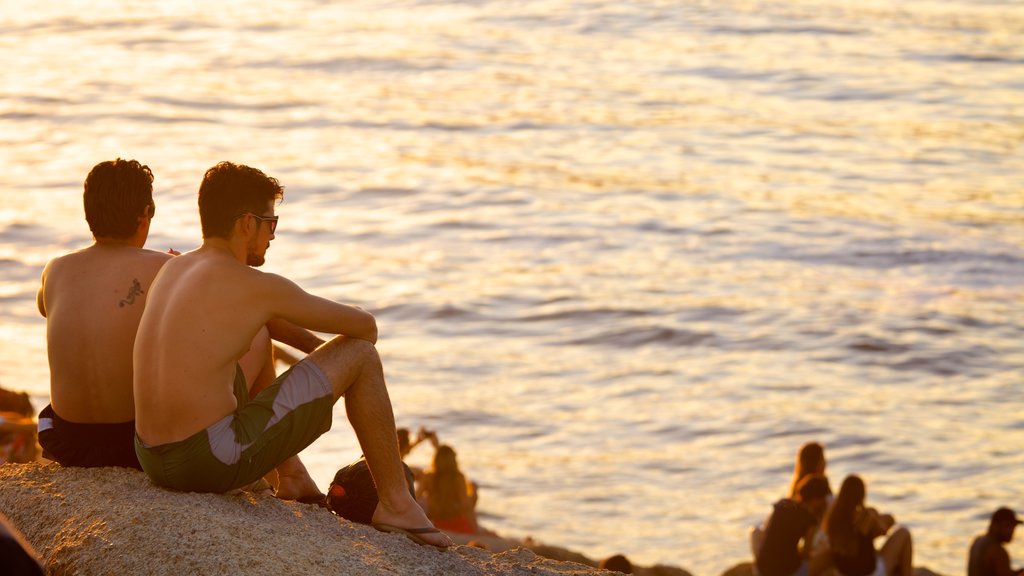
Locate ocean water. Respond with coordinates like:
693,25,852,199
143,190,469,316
1,1,1022,573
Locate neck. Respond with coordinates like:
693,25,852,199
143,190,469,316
93,236,144,249
200,236,247,263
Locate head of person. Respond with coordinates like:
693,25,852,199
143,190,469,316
197,161,283,266
397,428,411,458
83,158,155,241
427,444,466,518
989,507,1022,543
790,441,826,498
795,473,831,520
824,474,867,556
598,554,633,574
432,444,459,475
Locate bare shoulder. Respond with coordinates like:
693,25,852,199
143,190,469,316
42,248,85,273
140,247,174,262
137,248,174,270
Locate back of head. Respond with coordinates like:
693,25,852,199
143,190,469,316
796,473,831,504
598,554,633,574
798,442,825,473
397,428,411,456
824,474,866,555
990,507,1022,542
433,444,459,474
790,441,826,497
83,158,154,239
198,161,283,239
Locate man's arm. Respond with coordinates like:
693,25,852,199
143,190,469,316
266,318,324,354
259,273,377,343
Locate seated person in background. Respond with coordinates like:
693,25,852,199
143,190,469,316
132,162,450,547
756,474,833,576
0,386,39,464
824,475,912,576
36,159,322,499
397,427,428,460
416,444,480,534
753,442,832,557
599,553,634,574
967,507,1024,576
399,426,438,485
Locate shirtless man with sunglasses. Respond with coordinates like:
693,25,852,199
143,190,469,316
133,161,450,548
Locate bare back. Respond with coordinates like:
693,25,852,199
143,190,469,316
39,245,171,423
133,249,272,444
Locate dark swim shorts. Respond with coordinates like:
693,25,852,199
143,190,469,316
37,404,142,469
135,359,334,493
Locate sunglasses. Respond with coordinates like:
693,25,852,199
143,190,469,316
243,212,279,234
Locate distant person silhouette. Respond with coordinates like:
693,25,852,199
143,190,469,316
790,442,830,500
756,474,833,576
416,443,480,534
598,553,633,574
824,475,912,576
0,386,38,464
968,507,1024,576
752,442,832,559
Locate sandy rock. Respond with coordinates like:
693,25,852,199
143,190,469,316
0,463,608,576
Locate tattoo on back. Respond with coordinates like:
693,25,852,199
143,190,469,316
119,278,145,308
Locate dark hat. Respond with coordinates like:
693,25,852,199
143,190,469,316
992,507,1023,526
326,458,416,525
797,474,832,502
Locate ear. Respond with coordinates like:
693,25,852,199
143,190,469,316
233,213,251,237
130,214,151,248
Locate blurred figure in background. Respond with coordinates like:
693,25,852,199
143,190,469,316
752,441,832,559
790,442,830,500
417,443,480,534
756,474,833,576
967,507,1023,576
599,553,634,574
824,475,912,576
0,386,38,464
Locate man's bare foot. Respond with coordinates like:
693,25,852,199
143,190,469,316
371,501,453,548
275,471,324,504
241,477,276,496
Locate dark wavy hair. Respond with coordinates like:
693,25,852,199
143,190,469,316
83,159,154,239
198,161,283,239
824,474,867,556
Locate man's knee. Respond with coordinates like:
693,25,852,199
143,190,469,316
331,336,379,364
308,336,381,379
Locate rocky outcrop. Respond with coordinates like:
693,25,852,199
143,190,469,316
0,463,611,575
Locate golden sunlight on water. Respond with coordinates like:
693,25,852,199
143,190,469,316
1,0,1023,573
